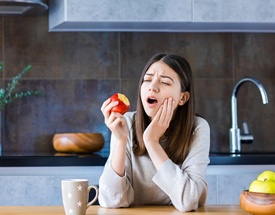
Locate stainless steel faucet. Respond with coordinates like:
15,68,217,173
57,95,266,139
229,77,268,153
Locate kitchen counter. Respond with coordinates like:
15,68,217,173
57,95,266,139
0,205,246,214
209,152,275,165
2,152,275,166
0,153,106,167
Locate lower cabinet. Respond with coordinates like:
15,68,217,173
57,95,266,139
0,165,274,205
206,165,275,204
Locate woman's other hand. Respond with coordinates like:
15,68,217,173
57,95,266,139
101,98,129,142
142,97,175,169
101,98,129,176
143,97,175,144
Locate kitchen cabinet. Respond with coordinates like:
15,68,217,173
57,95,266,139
49,0,275,32
0,164,273,205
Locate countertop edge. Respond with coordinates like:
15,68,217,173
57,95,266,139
1,154,275,167
0,155,107,167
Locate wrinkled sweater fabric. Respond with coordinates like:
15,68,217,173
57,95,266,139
99,111,210,212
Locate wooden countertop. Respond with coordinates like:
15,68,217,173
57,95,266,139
0,205,247,214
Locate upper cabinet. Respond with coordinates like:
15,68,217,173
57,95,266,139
49,0,275,32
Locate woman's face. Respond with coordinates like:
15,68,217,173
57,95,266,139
140,61,187,119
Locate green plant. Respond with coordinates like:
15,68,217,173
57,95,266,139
0,65,42,110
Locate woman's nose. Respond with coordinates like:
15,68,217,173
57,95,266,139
149,80,159,92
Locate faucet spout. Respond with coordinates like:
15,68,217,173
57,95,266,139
230,77,268,153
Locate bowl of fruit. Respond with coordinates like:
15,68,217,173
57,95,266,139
240,170,275,215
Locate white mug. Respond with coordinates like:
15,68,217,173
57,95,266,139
61,179,98,215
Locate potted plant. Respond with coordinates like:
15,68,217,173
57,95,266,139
0,64,42,154
0,64,42,110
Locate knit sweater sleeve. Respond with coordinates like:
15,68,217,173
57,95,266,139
98,155,134,207
98,113,135,208
152,117,210,212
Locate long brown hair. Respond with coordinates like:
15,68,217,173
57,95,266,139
132,53,196,164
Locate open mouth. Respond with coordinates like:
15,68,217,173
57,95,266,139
147,97,158,104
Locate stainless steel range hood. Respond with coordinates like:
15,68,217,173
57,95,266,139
49,0,275,32
0,0,48,15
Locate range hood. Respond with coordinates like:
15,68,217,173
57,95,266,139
0,0,48,15
49,0,275,32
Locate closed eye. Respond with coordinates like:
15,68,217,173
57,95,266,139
143,78,151,82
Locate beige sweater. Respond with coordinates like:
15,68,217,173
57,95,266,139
98,112,210,212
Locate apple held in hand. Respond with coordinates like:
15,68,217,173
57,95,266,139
110,93,130,115
249,170,275,194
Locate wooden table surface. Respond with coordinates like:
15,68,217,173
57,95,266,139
0,205,247,215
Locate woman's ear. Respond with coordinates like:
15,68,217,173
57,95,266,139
178,92,190,106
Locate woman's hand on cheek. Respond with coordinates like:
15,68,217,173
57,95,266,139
143,97,175,145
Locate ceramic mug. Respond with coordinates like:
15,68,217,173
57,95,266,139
61,179,98,215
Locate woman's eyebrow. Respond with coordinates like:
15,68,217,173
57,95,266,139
144,72,153,76
160,75,174,83
144,72,174,83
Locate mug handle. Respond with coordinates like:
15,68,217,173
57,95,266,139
87,185,99,208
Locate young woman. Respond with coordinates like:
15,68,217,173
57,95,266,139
99,53,210,212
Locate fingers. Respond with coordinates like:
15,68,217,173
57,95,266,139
101,98,119,119
101,98,110,107
106,112,128,141
155,97,175,125
101,98,125,131
144,98,175,143
101,98,128,142
164,97,175,123
101,98,110,114
108,113,125,129
106,111,122,126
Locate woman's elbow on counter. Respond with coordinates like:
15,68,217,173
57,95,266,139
173,186,206,212
174,200,199,212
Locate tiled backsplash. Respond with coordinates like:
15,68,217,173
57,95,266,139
1,13,275,156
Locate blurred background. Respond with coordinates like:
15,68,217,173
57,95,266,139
0,13,274,156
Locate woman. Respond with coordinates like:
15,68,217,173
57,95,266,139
99,53,210,212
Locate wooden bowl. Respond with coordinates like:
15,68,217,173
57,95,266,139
240,190,275,215
53,133,104,153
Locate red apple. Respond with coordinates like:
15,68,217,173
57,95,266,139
110,93,130,115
